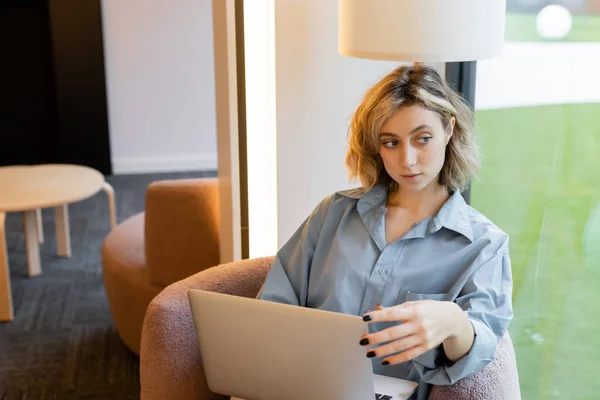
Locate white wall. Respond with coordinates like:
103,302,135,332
101,0,217,174
273,0,401,246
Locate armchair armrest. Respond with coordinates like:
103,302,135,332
145,178,220,287
428,333,521,400
140,256,274,400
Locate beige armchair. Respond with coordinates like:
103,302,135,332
140,258,521,400
101,178,219,355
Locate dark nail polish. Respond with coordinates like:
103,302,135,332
382,360,390,366
359,338,369,346
367,351,376,358
363,315,372,322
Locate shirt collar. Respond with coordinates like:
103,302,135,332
427,190,473,242
341,185,387,215
339,184,473,242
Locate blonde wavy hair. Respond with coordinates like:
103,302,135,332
346,65,480,193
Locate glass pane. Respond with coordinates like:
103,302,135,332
472,2,600,398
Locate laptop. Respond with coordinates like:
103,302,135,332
188,289,419,400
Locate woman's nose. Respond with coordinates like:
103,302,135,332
400,145,417,168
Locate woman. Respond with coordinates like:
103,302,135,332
257,65,513,399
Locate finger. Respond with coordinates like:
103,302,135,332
375,304,384,311
366,334,422,359
363,303,416,323
360,322,417,347
381,344,429,366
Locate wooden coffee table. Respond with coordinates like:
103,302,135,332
0,164,116,321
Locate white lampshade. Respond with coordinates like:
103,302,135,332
339,0,507,62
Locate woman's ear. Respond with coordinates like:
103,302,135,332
446,117,456,144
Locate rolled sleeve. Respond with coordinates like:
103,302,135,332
257,196,333,306
257,255,301,306
412,251,513,385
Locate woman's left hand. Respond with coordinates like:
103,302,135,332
360,300,470,365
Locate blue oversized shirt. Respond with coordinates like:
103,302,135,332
257,184,513,399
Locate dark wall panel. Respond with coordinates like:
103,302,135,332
0,2,61,166
0,1,111,174
49,0,112,174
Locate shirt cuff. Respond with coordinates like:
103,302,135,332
412,317,497,385
445,317,498,384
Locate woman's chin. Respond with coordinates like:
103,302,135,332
394,176,436,192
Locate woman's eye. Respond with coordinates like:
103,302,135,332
383,140,398,148
417,136,432,144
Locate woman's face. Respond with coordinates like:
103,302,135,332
379,105,454,193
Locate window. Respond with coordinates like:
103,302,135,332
472,2,600,397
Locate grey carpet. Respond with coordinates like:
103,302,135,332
0,170,216,399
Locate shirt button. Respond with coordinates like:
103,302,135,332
378,268,385,275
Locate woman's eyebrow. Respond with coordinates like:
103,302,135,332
379,124,433,138
408,124,432,134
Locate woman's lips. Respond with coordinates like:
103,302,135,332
400,173,422,181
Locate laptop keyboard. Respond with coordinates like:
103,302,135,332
375,394,392,400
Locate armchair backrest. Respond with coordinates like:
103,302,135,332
144,178,220,287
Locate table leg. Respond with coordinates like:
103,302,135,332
36,208,44,244
0,212,14,321
55,204,71,257
103,182,117,229
22,210,41,277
